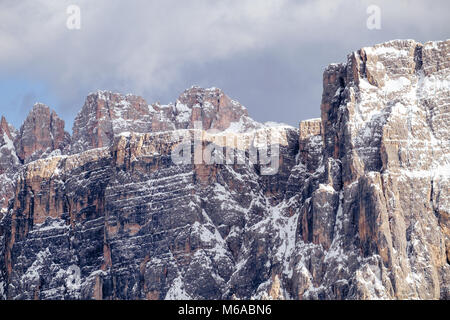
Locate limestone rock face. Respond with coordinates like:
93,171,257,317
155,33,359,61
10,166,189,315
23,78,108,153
298,118,323,174
0,116,19,174
71,87,260,154
0,116,20,211
0,39,449,300
71,92,153,153
15,103,70,163
1,127,297,300
290,39,450,299
176,86,259,132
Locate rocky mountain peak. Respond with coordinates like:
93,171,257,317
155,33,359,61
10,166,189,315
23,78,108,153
0,116,13,141
0,116,19,210
71,91,155,153
177,86,236,108
0,115,19,174
176,86,254,132
1,39,448,300
71,87,262,153
15,103,70,163
87,90,150,108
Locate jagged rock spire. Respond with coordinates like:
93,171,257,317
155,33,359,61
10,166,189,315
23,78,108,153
15,103,70,163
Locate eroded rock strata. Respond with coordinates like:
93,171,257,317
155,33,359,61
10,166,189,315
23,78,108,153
0,39,449,300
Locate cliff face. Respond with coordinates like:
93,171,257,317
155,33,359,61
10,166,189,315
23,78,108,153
0,116,19,214
310,39,449,299
0,103,71,213
71,87,260,154
0,39,448,300
15,103,70,163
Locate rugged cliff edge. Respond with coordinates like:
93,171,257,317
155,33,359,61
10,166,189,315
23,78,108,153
0,39,449,300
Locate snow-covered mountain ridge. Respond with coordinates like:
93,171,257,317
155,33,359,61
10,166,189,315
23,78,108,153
0,39,448,299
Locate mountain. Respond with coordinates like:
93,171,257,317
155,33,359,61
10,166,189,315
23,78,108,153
71,87,261,154
15,103,71,163
0,39,448,300
0,116,19,215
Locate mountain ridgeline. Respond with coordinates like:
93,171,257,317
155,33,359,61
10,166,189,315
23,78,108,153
0,39,449,300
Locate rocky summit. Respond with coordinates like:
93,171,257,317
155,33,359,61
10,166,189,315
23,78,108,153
0,39,449,300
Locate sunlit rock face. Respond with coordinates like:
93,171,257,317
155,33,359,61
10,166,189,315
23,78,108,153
15,103,70,163
71,87,260,154
0,39,448,300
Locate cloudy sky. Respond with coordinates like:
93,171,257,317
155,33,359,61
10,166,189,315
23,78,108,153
0,0,448,130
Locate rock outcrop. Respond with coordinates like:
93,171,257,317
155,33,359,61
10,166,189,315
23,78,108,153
14,103,70,163
0,116,19,175
0,39,448,300
0,116,19,213
71,92,153,153
71,87,260,154
308,39,450,299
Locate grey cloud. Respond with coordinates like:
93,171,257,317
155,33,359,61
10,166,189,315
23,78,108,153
0,0,448,127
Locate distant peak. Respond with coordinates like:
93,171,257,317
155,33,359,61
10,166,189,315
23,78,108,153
0,115,17,141
0,116,9,135
181,86,224,95
177,86,227,107
32,102,50,109
87,90,115,99
86,90,146,104
27,103,64,121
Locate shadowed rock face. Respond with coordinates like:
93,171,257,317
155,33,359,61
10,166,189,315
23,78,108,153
291,39,449,300
0,39,449,300
0,116,18,174
0,117,19,211
0,116,15,141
